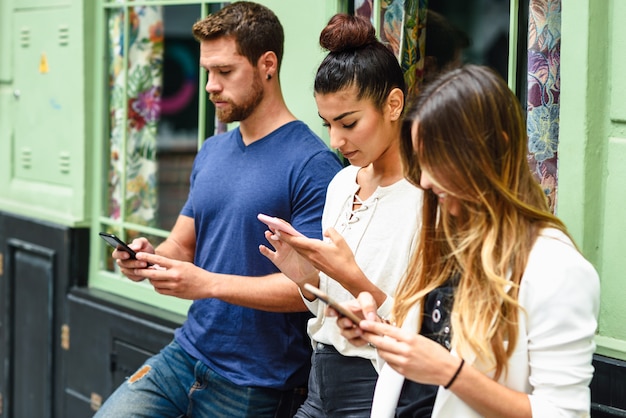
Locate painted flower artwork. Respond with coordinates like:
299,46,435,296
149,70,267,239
527,0,561,213
108,6,163,228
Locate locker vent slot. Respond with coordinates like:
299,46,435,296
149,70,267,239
19,27,31,48
59,152,71,174
58,25,69,46
20,148,32,170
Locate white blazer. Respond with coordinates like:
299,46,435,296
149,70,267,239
371,229,600,418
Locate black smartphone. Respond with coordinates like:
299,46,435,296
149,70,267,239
303,283,362,324
99,232,138,259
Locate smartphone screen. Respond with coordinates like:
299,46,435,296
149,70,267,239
303,283,362,324
257,214,305,237
99,232,155,267
99,232,138,259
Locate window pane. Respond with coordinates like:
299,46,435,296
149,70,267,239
105,5,164,227
428,0,510,79
104,4,210,234
100,4,210,278
157,4,212,231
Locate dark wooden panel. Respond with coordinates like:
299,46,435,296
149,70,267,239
65,288,183,415
111,340,157,388
0,211,89,418
10,240,55,418
64,388,98,418
592,355,626,417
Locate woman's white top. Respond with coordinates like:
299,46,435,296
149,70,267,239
371,228,601,417
303,165,423,369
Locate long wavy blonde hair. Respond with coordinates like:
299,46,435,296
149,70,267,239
395,65,571,380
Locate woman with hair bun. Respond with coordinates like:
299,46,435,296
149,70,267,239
259,13,423,417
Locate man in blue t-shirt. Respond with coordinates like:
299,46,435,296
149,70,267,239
95,2,342,417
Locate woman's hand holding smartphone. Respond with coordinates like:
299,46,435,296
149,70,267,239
304,283,362,324
257,214,305,237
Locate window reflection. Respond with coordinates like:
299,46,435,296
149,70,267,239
353,0,510,81
428,0,510,79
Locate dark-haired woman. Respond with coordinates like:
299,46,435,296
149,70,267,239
259,13,422,417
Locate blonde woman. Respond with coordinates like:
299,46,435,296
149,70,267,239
337,65,600,417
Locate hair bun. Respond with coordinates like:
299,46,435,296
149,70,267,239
319,14,377,52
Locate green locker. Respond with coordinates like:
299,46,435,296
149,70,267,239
1,4,90,227
14,8,80,186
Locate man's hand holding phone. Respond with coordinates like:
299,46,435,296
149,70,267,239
100,233,155,281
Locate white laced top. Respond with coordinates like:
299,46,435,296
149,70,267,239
302,164,423,369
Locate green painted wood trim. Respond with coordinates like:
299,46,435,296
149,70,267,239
372,0,381,34
0,0,12,82
599,137,626,344
90,0,106,235
559,0,626,358
83,0,96,225
102,0,224,7
558,0,608,259
595,335,626,362
609,1,626,122
507,0,519,91
197,3,209,149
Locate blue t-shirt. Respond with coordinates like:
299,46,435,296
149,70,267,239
176,121,342,390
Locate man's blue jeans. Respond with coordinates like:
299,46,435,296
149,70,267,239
94,340,294,417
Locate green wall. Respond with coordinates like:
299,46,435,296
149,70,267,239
559,0,626,360
265,0,344,144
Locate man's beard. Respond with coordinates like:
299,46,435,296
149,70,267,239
213,73,264,123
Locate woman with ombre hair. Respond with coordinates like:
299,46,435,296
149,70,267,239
337,65,600,418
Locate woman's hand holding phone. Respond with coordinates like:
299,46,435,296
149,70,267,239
304,283,363,324
329,290,389,347
257,214,305,237
258,226,320,289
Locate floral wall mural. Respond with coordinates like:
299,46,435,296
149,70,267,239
108,6,164,227
355,0,428,96
527,0,561,213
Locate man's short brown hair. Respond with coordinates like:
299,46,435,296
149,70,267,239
192,1,284,71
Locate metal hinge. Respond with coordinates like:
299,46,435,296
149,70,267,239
0,253,3,276
61,324,70,350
